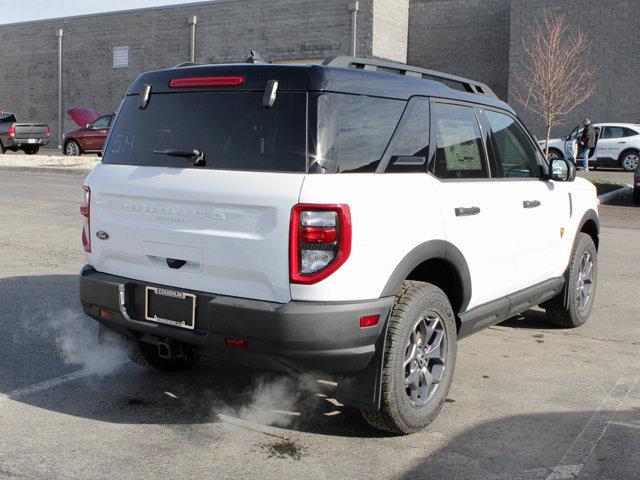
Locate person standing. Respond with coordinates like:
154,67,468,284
579,119,596,171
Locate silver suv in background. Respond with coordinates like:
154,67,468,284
539,123,640,171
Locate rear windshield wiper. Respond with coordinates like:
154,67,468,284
153,148,205,166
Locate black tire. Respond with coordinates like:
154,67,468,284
64,140,81,156
0,140,5,154
22,146,39,155
128,340,200,372
619,149,639,172
633,188,640,205
361,281,457,434
546,233,597,328
547,149,563,160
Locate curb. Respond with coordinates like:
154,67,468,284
597,185,633,205
0,165,92,177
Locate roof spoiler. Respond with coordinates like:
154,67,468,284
173,51,268,69
323,56,497,99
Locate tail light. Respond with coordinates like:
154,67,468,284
169,76,245,88
44,126,51,137
290,204,351,284
80,186,91,253
8,125,15,137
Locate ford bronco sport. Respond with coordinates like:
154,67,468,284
79,56,599,434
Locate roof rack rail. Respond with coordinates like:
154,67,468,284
322,56,497,99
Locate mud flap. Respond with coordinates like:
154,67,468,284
540,265,571,311
335,319,388,411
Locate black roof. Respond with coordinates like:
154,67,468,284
128,63,513,113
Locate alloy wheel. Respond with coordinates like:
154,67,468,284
576,252,594,313
404,313,446,408
622,153,639,171
65,142,79,156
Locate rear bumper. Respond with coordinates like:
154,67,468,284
6,137,50,148
79,265,394,375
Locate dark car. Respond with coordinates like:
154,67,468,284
0,111,50,155
62,108,114,156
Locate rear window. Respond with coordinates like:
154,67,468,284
0,114,16,123
309,93,405,173
103,91,307,172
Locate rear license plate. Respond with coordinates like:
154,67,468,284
145,287,196,330
27,139,37,144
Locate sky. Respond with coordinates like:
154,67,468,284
0,0,214,25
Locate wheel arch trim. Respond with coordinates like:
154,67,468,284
577,208,600,250
381,239,472,314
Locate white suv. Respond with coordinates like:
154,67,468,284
539,122,640,171
79,56,600,434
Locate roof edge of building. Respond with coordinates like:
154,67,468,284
0,0,230,28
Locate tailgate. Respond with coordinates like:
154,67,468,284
85,164,304,303
13,123,49,140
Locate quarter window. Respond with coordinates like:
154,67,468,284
311,93,405,173
384,97,430,173
485,110,542,178
432,103,488,179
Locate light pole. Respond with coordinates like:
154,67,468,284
55,28,63,148
188,15,197,63
349,1,359,57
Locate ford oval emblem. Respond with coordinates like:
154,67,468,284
96,230,110,240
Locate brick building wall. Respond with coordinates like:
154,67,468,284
508,0,640,138
0,0,380,145
407,0,512,100
1,0,639,146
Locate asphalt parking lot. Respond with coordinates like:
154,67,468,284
0,171,638,480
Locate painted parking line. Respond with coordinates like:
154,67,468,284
0,362,127,403
487,377,638,480
545,377,638,480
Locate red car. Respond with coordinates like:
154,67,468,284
62,107,114,156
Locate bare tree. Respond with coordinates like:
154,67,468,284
513,14,598,157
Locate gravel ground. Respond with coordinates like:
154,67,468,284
0,153,99,170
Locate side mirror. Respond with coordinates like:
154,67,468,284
550,158,576,182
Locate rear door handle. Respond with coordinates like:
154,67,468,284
523,200,541,209
455,206,481,216
618,141,626,144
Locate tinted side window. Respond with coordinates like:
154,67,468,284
568,126,580,140
91,116,110,129
432,103,488,179
384,98,430,173
311,93,405,173
485,110,542,178
603,126,624,139
623,127,639,137
0,114,17,123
